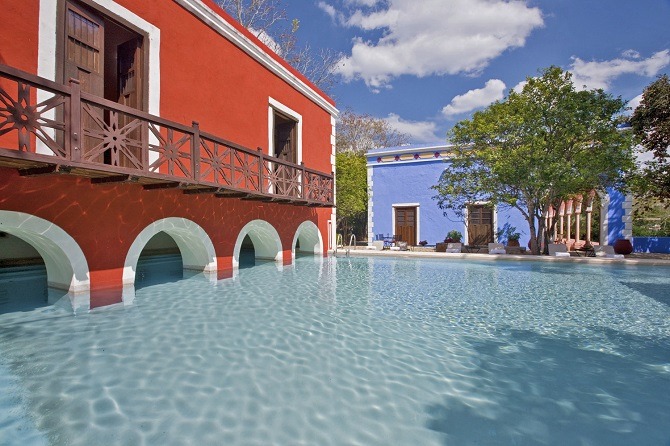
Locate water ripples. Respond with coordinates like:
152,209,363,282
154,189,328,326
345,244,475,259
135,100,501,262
1,256,669,445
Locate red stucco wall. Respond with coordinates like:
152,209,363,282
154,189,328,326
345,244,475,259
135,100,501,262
0,167,331,307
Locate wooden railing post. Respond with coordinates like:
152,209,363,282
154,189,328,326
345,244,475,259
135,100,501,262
300,161,306,200
192,121,200,182
69,78,81,162
257,147,264,194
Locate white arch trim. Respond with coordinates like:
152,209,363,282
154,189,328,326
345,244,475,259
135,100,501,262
123,217,217,285
233,219,283,268
0,211,90,293
292,220,323,258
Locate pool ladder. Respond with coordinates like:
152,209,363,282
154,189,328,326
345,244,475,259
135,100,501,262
345,234,356,257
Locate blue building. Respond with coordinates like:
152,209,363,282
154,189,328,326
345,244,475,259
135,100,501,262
366,144,527,247
366,143,657,251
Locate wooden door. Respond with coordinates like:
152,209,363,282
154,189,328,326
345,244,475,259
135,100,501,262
273,112,297,195
64,2,104,162
395,207,417,246
115,37,143,168
468,205,493,245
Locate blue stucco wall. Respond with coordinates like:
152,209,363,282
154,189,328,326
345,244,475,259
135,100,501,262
632,237,670,253
369,158,528,246
606,188,627,245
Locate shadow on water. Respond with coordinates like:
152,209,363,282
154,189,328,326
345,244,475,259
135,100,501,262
425,328,670,446
0,265,51,314
620,281,669,306
134,253,184,290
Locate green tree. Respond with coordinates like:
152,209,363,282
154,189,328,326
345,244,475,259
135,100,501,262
432,67,634,255
335,151,367,241
630,74,670,203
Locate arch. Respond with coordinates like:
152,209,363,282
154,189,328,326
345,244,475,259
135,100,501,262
124,217,217,285
292,220,323,258
0,211,90,294
232,220,283,268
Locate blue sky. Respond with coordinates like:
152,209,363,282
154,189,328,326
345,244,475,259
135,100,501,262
280,0,670,144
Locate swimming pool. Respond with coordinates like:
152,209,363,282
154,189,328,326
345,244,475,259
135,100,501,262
1,256,669,445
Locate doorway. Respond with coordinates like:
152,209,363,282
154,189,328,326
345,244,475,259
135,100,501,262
61,0,146,167
467,204,494,245
394,206,417,246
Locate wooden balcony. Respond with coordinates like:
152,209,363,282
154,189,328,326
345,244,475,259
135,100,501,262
0,64,334,207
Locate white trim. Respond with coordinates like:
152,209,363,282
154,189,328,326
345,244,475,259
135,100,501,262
232,219,283,268
123,217,217,288
292,220,323,258
391,203,420,244
174,0,337,117
367,165,374,244
268,97,302,163
367,158,447,167
37,0,161,118
367,144,453,157
0,211,91,311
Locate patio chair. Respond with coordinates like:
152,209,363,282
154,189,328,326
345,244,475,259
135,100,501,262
488,243,506,254
594,245,624,259
548,243,571,257
445,243,462,253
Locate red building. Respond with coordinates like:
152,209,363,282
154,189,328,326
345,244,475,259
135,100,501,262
0,0,336,310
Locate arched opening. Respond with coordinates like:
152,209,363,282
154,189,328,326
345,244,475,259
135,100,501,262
0,211,90,313
239,234,256,269
292,220,323,259
134,231,184,289
124,218,216,295
232,220,282,269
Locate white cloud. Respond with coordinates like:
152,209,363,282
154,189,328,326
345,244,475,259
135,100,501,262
384,113,441,143
317,2,338,20
441,79,506,117
511,79,528,93
337,0,544,88
628,93,643,111
570,49,670,90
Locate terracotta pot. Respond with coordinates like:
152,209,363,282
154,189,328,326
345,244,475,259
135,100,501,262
613,239,633,255
507,239,520,247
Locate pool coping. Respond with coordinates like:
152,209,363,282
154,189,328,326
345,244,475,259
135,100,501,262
331,249,670,266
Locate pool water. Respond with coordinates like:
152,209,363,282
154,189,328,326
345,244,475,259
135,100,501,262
1,256,669,445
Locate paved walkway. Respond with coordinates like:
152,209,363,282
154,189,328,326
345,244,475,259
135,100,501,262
334,246,670,266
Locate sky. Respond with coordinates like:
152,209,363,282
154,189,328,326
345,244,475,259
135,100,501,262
279,0,670,145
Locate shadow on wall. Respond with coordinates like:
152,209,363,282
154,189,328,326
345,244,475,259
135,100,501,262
632,237,670,254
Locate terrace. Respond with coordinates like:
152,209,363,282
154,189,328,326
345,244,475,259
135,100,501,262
0,64,334,207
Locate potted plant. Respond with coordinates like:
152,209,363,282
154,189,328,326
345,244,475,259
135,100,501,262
445,230,463,243
496,225,521,247
418,240,428,246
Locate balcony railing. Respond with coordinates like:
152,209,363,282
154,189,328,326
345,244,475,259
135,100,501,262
0,63,334,206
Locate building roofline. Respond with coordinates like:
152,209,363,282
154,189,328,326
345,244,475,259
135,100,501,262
176,0,338,117
367,143,454,157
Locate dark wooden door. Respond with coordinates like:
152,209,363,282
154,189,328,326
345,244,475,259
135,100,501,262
64,2,104,162
273,112,297,195
115,37,143,168
468,205,493,245
395,207,417,246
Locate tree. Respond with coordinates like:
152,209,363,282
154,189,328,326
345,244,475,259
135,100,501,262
336,108,410,154
215,0,341,93
432,66,635,255
335,151,367,241
630,74,670,202
335,109,410,240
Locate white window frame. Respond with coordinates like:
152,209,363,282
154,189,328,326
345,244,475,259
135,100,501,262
268,97,302,163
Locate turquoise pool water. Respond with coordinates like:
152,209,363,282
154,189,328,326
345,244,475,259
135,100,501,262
1,256,670,445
